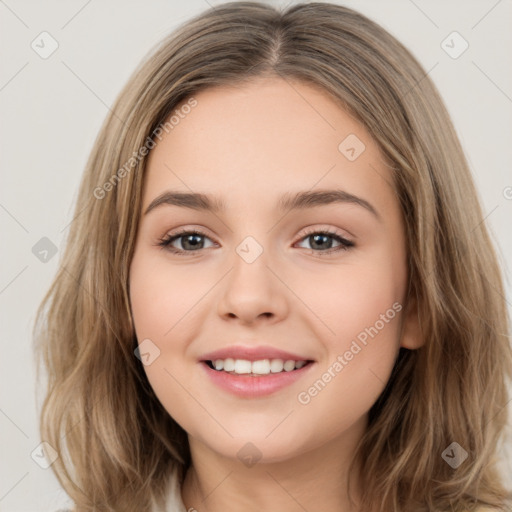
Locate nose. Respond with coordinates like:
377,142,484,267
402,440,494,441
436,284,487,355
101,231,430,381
216,243,289,325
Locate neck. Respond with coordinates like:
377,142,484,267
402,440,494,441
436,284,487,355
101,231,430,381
181,416,366,512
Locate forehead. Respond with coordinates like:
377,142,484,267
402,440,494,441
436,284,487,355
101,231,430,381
143,77,396,217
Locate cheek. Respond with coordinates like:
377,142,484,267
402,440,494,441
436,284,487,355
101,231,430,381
291,250,404,404
129,250,207,433
295,281,402,438
292,254,404,348
129,249,207,340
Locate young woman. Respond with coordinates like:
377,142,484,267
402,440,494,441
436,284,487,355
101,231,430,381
34,2,512,511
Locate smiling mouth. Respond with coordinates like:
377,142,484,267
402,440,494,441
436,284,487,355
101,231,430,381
204,358,314,376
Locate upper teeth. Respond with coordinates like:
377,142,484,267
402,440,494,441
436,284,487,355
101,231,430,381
211,358,307,375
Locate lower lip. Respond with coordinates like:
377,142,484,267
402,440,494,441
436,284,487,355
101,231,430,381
200,361,315,398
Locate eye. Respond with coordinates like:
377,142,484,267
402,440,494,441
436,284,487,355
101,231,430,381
294,227,354,256
156,227,354,256
156,229,216,255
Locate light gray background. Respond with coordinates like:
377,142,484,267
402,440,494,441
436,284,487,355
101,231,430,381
1,0,511,510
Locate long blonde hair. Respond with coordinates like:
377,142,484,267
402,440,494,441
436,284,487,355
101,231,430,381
33,2,512,510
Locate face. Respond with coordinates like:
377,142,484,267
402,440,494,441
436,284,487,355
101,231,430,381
129,76,421,464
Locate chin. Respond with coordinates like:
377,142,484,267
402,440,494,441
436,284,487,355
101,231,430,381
203,430,312,466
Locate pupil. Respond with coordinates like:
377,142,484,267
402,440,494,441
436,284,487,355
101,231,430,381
183,234,202,250
311,234,331,250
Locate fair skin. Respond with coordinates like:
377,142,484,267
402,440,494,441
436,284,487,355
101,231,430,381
129,76,423,512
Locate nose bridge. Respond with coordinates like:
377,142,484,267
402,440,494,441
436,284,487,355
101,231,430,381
229,233,274,293
217,232,288,322
235,234,266,266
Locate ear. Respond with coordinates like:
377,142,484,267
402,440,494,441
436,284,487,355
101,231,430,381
399,292,425,350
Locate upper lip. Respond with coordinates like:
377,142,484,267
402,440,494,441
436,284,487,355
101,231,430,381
200,345,313,362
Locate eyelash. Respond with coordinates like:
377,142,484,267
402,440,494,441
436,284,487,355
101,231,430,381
156,227,354,257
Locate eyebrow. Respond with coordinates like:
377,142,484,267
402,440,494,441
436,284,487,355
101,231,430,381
144,189,380,220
